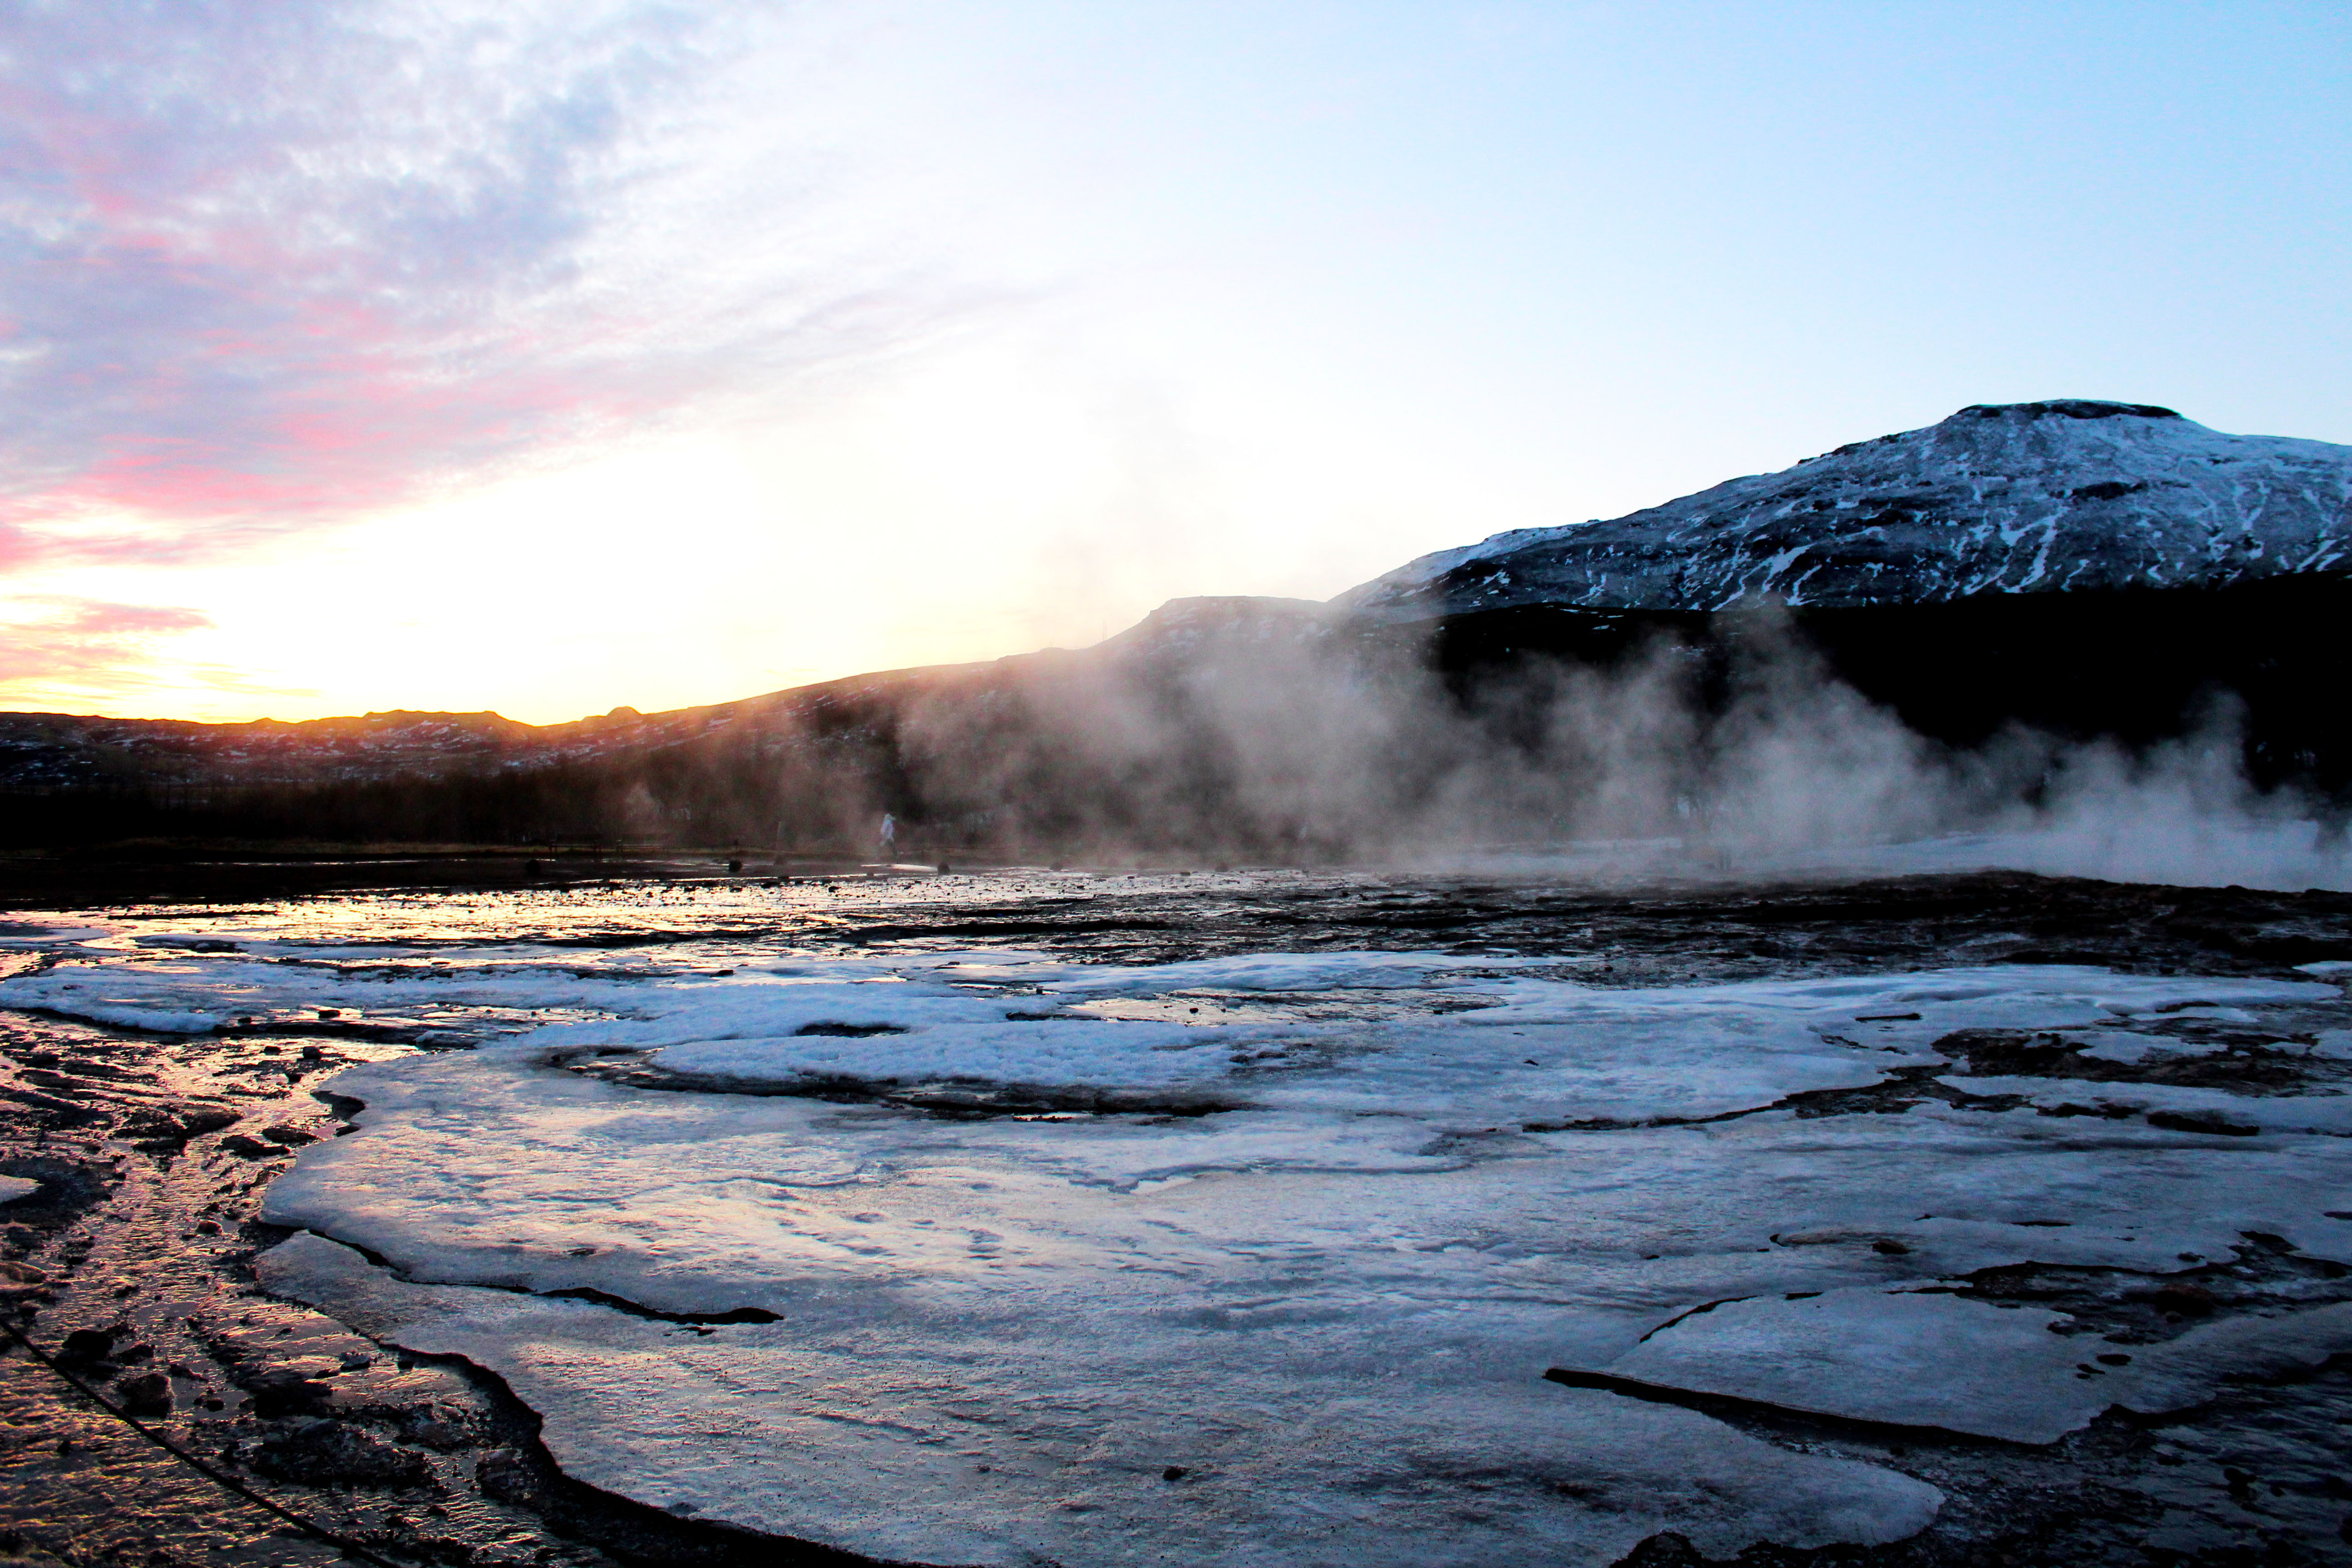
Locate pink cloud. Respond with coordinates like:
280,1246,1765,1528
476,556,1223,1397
0,3,938,573
0,595,213,686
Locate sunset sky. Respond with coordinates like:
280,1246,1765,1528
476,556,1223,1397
5,0,2347,724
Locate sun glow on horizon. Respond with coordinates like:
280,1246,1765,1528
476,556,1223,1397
0,331,1489,725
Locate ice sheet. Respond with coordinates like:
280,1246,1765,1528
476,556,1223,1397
15,948,2316,1125
255,1066,2352,1558
1571,1287,2352,1445
11,936,2349,1563
1593,1287,2104,1443
260,1231,1942,1568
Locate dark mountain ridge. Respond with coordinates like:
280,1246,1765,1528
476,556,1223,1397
0,598,1343,795
0,597,1359,852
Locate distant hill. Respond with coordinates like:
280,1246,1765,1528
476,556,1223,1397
1,597,1365,853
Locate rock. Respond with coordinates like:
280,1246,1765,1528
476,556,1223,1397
219,1134,286,1159
120,1103,240,1151
238,1367,334,1417
58,1328,112,1362
116,1372,170,1414
2143,1282,2220,1317
272,1356,344,1380
398,1406,476,1450
0,1086,102,1128
261,1124,318,1147
2147,1108,2260,1137
1617,1534,1707,1568
246,1419,434,1489
475,1446,553,1507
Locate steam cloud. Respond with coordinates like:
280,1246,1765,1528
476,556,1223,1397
872,602,2350,892
70,598,2340,897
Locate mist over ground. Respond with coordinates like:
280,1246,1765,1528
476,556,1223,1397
884,602,2352,890
24,596,2336,893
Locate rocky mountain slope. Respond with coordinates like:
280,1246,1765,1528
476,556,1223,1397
1343,400,2352,619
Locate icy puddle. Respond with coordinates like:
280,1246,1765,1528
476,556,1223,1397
10,935,2352,1565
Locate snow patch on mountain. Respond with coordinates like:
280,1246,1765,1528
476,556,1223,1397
1343,401,2352,618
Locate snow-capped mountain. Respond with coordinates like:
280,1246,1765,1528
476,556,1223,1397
1342,401,2352,620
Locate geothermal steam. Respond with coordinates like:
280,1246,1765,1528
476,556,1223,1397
882,604,2348,890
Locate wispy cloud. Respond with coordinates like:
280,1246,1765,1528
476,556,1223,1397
0,593,209,684
0,0,938,571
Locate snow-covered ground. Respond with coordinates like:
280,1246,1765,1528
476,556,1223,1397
8,891,2352,1566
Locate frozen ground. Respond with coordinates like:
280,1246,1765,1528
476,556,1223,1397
4,866,2352,1564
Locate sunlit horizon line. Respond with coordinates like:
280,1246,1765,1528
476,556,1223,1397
0,622,1140,730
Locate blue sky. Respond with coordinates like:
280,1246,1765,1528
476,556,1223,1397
3,0,2346,720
